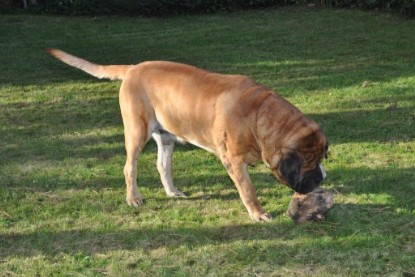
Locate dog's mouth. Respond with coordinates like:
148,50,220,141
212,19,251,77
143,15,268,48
294,180,320,194
294,164,326,194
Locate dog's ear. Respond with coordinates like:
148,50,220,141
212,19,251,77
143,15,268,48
279,153,302,190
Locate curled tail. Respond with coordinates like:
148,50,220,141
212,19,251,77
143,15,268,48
47,48,131,81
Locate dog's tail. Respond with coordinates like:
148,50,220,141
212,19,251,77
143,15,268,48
46,48,131,81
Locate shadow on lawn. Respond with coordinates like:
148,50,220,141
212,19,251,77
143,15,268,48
309,103,415,145
0,222,336,258
1,92,414,196
0,202,414,261
224,59,415,94
5,48,415,93
173,166,415,210
1,96,414,165
115,164,415,223
0,157,413,263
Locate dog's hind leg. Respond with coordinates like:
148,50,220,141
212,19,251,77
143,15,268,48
119,81,152,207
152,130,186,197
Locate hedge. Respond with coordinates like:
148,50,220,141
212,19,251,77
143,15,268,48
1,0,414,17
312,0,415,17
1,0,286,15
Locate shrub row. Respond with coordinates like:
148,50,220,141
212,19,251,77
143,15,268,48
311,0,415,17
1,0,286,15
1,0,414,17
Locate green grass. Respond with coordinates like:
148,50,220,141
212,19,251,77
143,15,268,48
1,7,414,276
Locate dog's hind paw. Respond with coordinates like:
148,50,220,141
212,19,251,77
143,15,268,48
166,189,187,198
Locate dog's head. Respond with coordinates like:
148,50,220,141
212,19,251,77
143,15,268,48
272,126,328,194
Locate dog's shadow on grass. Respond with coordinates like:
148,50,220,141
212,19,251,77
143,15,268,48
1,162,414,260
1,201,413,261
0,222,291,259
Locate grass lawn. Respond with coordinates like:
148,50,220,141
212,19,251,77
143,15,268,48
1,7,414,276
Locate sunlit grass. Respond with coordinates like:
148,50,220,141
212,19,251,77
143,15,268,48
1,7,414,276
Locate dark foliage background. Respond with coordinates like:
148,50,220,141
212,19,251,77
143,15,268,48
1,0,414,17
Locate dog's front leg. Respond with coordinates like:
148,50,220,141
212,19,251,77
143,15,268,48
152,130,186,197
222,156,272,222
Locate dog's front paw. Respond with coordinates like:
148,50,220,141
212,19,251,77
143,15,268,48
250,212,272,222
126,194,144,207
166,189,186,198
